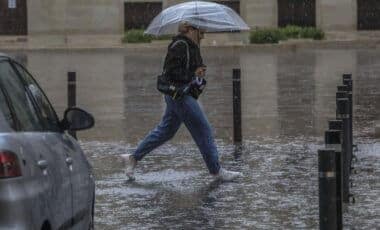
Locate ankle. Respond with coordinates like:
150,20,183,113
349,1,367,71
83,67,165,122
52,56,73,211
129,155,137,164
211,168,222,176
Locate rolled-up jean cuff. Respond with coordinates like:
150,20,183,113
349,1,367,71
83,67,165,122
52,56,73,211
208,163,220,175
132,153,144,161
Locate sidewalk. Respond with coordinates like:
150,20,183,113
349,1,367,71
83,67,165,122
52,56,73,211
325,31,380,41
0,34,124,50
1,31,380,50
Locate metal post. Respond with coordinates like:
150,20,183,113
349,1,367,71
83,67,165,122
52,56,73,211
325,130,343,230
337,85,349,93
336,98,350,203
343,79,352,90
68,72,77,139
329,120,343,131
319,149,338,230
325,130,341,148
338,84,354,171
336,91,347,101
342,73,352,81
233,69,242,145
343,78,354,154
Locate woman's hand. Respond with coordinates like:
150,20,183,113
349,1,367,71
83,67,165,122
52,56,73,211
195,66,206,77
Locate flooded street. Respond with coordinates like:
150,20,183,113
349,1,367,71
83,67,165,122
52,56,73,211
4,46,380,229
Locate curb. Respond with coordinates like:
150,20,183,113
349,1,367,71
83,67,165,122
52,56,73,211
375,121,380,138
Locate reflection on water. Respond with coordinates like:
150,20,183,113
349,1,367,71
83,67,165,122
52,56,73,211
277,51,316,137
5,48,380,142
3,47,380,228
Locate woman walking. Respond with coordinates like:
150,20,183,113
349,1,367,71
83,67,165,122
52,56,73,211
122,22,242,182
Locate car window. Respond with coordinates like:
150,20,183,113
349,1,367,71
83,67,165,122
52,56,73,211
0,61,43,132
0,87,16,132
13,62,61,132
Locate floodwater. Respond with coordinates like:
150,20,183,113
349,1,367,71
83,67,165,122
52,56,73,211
4,46,380,229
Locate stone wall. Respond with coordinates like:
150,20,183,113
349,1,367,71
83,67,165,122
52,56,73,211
241,0,357,30
317,0,357,31
28,0,124,35
241,0,277,28
25,0,362,35
162,0,187,8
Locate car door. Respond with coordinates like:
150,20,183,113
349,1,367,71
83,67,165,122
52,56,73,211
7,60,74,229
0,77,44,229
62,135,94,229
12,61,95,229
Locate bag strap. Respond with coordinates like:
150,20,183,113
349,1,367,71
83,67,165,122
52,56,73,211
170,40,190,71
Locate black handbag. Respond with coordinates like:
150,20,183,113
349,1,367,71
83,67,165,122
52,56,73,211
156,40,190,96
156,72,175,96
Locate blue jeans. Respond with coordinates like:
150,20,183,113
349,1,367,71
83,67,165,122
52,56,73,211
133,95,221,174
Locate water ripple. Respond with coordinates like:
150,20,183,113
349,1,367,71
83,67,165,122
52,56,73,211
81,138,380,229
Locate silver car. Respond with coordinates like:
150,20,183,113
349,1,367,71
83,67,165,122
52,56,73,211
0,53,95,230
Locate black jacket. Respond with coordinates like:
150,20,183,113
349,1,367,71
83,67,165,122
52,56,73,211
163,35,204,86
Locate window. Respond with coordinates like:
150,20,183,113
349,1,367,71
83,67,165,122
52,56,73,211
0,86,15,132
13,62,61,132
215,1,240,14
124,2,162,30
358,0,380,30
0,61,42,131
0,0,27,35
278,0,316,27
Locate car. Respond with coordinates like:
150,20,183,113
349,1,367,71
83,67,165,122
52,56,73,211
0,53,95,230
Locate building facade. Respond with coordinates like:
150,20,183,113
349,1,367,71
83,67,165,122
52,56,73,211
126,0,376,31
0,0,379,36
240,0,357,31
0,0,123,36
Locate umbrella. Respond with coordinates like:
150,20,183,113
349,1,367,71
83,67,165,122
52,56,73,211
145,1,250,36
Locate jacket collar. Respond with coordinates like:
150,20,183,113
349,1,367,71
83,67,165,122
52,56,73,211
172,34,199,48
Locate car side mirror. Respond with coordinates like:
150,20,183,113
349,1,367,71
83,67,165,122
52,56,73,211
61,107,95,131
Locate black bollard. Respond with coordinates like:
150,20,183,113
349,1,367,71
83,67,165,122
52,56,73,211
329,120,343,131
68,72,77,139
336,98,350,203
342,73,352,81
336,91,347,101
343,79,352,91
337,85,349,93
343,78,354,157
325,130,341,149
325,130,343,230
319,149,338,230
233,69,242,145
337,84,354,174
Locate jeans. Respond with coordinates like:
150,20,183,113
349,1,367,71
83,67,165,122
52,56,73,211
133,95,221,174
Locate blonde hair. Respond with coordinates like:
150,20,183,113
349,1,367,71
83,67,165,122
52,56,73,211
178,21,195,34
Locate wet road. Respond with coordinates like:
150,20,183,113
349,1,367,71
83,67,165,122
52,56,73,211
4,47,380,229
